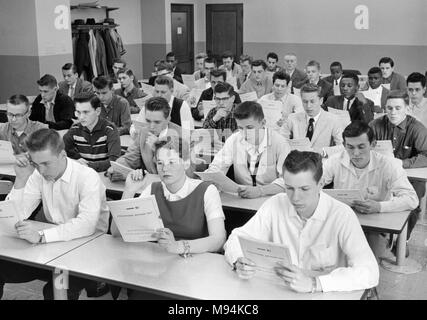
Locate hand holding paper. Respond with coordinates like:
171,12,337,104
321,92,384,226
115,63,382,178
110,161,133,178
322,189,364,206
195,171,240,193
0,201,21,237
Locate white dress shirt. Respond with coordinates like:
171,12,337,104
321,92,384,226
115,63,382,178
224,192,380,292
139,177,225,222
343,97,356,111
322,150,419,212
407,97,427,128
362,86,382,107
7,158,109,243
333,77,342,96
306,110,321,131
259,93,304,119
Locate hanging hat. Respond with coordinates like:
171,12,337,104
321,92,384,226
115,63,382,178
86,18,96,25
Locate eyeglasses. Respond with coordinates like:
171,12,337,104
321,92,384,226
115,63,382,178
7,112,27,119
214,96,231,102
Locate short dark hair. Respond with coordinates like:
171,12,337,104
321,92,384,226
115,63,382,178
234,101,264,121
154,135,189,161
62,63,77,74
251,60,267,70
92,76,113,90
156,61,173,72
204,57,217,66
113,58,126,67
37,74,57,88
272,70,290,85
267,52,279,61
213,81,233,96
330,61,342,69
386,90,409,104
368,67,382,76
342,121,374,144
283,150,323,183
210,69,227,81
25,129,64,155
117,68,135,78
306,60,321,70
74,93,101,110
342,72,359,86
240,54,253,65
7,94,30,108
222,50,234,60
195,52,207,60
300,83,321,96
379,57,394,67
166,52,175,59
145,96,171,118
407,72,426,87
155,75,174,89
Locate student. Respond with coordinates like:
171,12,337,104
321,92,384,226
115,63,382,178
92,75,131,135
362,67,389,112
379,57,407,91
259,70,303,125
224,150,379,293
237,54,253,89
155,61,190,101
193,52,208,80
106,97,184,181
0,129,109,299
203,82,238,133
194,56,216,90
30,74,75,130
0,94,47,155
239,59,273,98
165,51,184,83
323,73,375,123
63,94,121,172
323,61,343,96
219,50,242,89
114,136,226,299
369,90,427,243
58,63,93,99
206,101,290,199
115,68,147,114
281,84,343,154
406,72,427,127
283,53,308,92
322,121,418,256
265,52,282,79
193,70,241,121
301,60,333,102
111,58,126,82
148,59,163,86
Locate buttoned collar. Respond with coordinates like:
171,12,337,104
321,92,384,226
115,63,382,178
288,192,326,222
57,158,72,184
161,177,189,200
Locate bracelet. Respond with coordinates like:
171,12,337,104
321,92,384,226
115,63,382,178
180,240,192,259
311,277,317,294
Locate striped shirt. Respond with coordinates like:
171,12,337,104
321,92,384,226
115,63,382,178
63,118,122,172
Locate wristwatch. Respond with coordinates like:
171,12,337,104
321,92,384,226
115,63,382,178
38,231,45,244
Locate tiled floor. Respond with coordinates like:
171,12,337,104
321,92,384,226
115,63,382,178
3,218,427,300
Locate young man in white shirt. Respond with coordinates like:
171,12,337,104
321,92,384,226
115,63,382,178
259,70,303,126
362,67,389,112
205,101,290,198
324,61,343,96
0,129,109,299
322,121,418,257
224,150,379,293
406,72,427,127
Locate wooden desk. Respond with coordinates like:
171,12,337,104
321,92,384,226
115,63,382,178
0,164,16,177
405,168,427,182
47,234,364,300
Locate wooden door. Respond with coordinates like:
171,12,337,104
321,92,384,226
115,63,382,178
206,4,243,65
171,4,194,74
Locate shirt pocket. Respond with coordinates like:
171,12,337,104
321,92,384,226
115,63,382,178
309,244,337,272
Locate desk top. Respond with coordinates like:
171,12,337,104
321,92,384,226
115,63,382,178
405,168,427,182
47,234,363,300
0,164,15,177
0,229,102,269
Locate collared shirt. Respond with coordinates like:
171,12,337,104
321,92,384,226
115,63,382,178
322,150,419,212
68,81,77,99
407,97,427,128
239,76,273,98
223,192,379,292
100,94,131,135
169,96,194,130
343,97,356,111
370,115,427,168
139,177,225,222
333,77,342,96
7,158,109,243
203,105,238,133
0,120,48,154
241,128,268,177
207,129,289,187
306,111,321,130
259,93,303,119
115,86,147,114
362,86,383,107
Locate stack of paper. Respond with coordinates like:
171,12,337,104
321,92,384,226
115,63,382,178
258,100,283,129
239,91,258,102
181,74,196,89
110,161,133,177
108,195,164,242
0,200,20,237
195,171,240,194
140,83,155,96
0,141,16,164
287,138,313,152
322,189,364,206
327,107,351,130
374,140,394,158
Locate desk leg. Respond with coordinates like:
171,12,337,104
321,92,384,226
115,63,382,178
380,222,422,274
52,269,68,300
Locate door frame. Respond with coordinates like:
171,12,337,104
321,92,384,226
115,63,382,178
171,3,194,73
206,3,243,62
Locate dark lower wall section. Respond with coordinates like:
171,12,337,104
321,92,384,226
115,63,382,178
123,44,143,81
0,55,40,103
142,43,167,79
244,42,427,76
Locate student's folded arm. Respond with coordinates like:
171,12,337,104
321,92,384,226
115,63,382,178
116,137,143,169
261,182,284,195
62,131,81,160
185,218,226,254
318,210,379,292
42,177,104,243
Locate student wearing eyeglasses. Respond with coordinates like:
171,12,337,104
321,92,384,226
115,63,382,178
0,94,47,155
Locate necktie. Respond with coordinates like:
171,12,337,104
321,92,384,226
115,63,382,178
244,74,247,82
69,86,75,99
345,99,351,111
335,80,338,85
306,118,315,141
